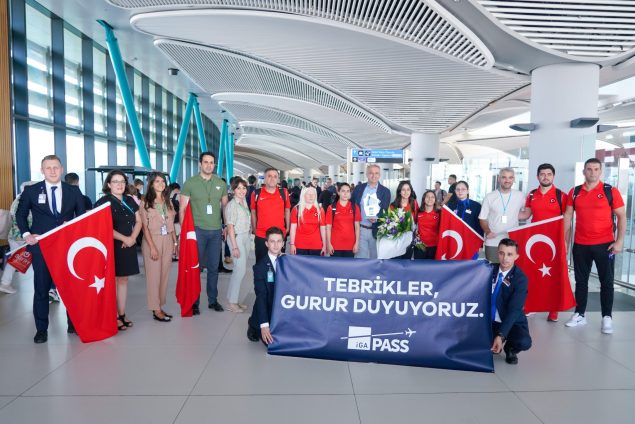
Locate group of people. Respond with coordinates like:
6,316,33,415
244,159,626,367
5,152,627,368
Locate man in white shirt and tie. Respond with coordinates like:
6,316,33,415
247,226,285,345
16,155,86,343
490,238,532,365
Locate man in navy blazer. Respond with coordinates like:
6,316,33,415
247,226,285,345
490,238,532,365
16,155,86,343
350,164,391,259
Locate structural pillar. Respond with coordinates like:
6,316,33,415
303,168,312,182
352,162,364,184
528,64,599,191
0,0,13,220
328,165,338,181
410,133,440,201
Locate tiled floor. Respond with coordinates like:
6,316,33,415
1,251,634,424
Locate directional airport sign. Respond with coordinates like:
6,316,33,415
350,149,404,164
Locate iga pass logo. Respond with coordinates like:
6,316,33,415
341,326,415,353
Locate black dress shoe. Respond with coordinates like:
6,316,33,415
504,345,518,365
247,327,259,342
209,302,224,312
67,324,76,334
192,305,200,315
34,330,48,344
218,267,232,273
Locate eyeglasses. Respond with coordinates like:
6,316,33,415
110,180,127,185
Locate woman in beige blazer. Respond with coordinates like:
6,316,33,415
140,172,177,322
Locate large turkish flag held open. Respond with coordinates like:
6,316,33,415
508,216,575,313
435,206,484,261
38,203,117,342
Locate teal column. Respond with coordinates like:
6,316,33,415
227,132,235,179
169,93,196,182
97,20,151,169
192,99,208,153
217,119,228,178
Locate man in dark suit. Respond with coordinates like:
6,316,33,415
490,238,532,365
64,172,92,211
350,164,391,259
16,155,86,343
247,226,285,345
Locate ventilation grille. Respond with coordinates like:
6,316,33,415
110,0,492,67
157,40,391,132
477,0,635,59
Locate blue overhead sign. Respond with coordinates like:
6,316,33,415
351,149,404,164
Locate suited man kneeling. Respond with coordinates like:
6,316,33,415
247,226,285,345
490,238,532,365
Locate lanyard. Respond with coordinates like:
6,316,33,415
498,190,512,215
203,177,215,203
118,196,135,215
458,199,469,220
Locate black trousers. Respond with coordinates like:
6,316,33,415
413,246,436,260
255,236,268,263
572,242,615,317
296,249,321,256
492,322,532,354
30,245,72,331
332,250,354,258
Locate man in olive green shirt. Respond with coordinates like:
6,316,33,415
179,152,228,314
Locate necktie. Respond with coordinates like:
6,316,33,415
491,272,504,321
51,186,59,218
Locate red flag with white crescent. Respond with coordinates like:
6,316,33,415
37,202,117,342
435,205,484,260
508,216,575,312
175,203,201,317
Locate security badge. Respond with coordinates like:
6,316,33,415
206,205,213,214
267,265,275,283
160,224,168,235
503,274,511,287
38,194,47,204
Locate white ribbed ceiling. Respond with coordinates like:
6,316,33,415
110,0,495,68
137,13,527,133
476,0,635,60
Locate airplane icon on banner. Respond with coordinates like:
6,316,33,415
340,327,417,340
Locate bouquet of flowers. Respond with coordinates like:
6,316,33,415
376,208,416,259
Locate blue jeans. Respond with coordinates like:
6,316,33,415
194,227,222,306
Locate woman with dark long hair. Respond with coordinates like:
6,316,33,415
415,190,440,260
94,170,142,331
389,180,418,259
140,172,176,322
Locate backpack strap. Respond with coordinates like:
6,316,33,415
572,185,583,210
555,188,564,215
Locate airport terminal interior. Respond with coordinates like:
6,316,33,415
0,0,635,423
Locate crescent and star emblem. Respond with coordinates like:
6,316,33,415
186,231,199,269
66,237,107,293
525,234,556,277
440,230,463,260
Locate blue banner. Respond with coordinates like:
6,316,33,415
268,256,495,372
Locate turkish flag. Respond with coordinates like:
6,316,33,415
6,245,33,273
37,203,117,342
175,203,201,317
508,216,576,312
435,205,484,260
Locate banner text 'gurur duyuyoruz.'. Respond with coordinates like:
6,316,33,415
268,256,495,372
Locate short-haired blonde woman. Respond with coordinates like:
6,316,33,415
288,187,326,256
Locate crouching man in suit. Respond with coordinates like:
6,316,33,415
490,238,532,365
247,226,285,345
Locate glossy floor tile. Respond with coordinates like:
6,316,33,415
2,248,635,423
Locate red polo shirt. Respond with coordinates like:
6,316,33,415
250,187,291,238
325,201,361,250
417,210,440,247
567,181,624,245
291,205,326,249
525,185,567,222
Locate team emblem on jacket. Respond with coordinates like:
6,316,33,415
550,198,556,203
598,194,604,199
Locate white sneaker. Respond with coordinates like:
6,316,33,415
601,316,614,334
0,283,16,294
48,289,60,303
565,313,587,327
